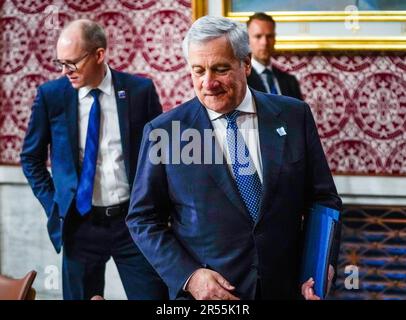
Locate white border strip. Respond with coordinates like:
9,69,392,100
1,166,405,205
333,175,406,197
0,165,28,184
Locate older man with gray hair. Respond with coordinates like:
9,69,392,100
127,15,341,300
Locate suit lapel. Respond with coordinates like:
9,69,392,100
189,99,252,223
111,69,131,182
249,69,267,92
64,82,79,173
252,91,287,225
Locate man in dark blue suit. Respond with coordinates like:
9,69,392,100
247,12,303,100
20,19,168,300
126,16,341,300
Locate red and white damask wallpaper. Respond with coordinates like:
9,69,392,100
273,53,406,175
0,0,405,175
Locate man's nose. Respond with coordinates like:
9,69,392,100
259,36,268,46
202,72,219,89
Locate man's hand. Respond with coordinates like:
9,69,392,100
301,277,320,300
301,265,335,300
186,268,240,300
326,264,335,294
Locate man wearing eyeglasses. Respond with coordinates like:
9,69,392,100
247,12,302,100
20,19,168,300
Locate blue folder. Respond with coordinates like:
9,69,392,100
300,204,340,299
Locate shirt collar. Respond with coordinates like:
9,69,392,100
205,86,255,121
78,64,113,100
251,58,273,74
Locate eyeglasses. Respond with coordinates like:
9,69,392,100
53,52,90,72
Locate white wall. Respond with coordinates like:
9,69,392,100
0,166,126,300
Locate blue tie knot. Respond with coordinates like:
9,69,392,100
90,88,101,99
224,110,241,126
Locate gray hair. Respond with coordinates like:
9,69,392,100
182,15,250,61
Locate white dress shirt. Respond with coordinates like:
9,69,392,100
251,58,281,95
78,65,130,206
205,86,263,182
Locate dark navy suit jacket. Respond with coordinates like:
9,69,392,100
21,68,162,253
247,67,303,100
126,89,341,299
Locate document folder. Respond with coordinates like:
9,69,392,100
300,204,340,299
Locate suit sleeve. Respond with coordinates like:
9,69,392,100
20,86,55,215
303,102,342,277
126,123,202,298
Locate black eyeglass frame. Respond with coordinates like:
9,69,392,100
53,52,91,72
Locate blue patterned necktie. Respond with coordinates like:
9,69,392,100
225,110,262,221
76,88,101,216
263,69,278,94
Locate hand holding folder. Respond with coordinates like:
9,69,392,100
300,204,340,299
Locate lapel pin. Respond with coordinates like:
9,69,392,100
118,90,126,99
276,127,287,136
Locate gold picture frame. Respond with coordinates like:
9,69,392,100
193,0,406,51
192,0,208,22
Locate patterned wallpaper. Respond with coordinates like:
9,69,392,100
273,53,406,176
0,0,405,176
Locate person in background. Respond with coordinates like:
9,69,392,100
247,12,303,100
20,19,168,300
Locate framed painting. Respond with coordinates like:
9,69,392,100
194,0,406,50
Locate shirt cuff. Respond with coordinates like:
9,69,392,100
183,270,199,292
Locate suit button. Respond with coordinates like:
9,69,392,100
59,217,64,221
251,265,257,270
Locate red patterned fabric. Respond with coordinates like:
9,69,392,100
273,53,406,175
0,1,405,176
0,0,194,165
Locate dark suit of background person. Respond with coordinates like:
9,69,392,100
247,12,303,100
126,16,341,300
20,19,168,300
248,67,302,100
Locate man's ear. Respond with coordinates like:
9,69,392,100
244,53,252,76
95,48,105,64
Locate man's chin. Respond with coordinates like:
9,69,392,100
69,81,82,89
255,54,272,65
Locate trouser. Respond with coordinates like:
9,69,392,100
62,201,168,300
